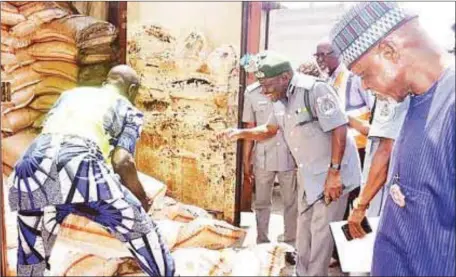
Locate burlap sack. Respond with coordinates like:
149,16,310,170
34,76,76,96
0,27,30,48
10,8,69,37
150,196,213,222
9,65,42,92
18,1,72,18
2,163,14,177
172,217,246,250
49,249,121,277
1,107,42,133
172,248,234,276
30,25,75,44
1,128,38,168
27,41,78,63
7,85,36,112
29,94,59,111
44,15,117,49
31,60,79,82
2,49,36,73
7,2,29,7
0,51,16,65
0,2,26,26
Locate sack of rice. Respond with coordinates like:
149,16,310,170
0,2,26,26
18,1,72,18
251,243,294,276
30,26,74,44
48,245,121,277
29,94,60,111
2,49,36,73
115,258,147,276
26,41,78,63
150,196,213,222
3,163,14,176
1,26,30,49
31,60,79,82
6,85,36,112
1,128,38,168
1,108,42,133
0,51,17,66
172,247,234,276
172,217,246,250
10,7,69,37
155,219,184,249
9,65,42,92
44,15,118,49
58,214,129,259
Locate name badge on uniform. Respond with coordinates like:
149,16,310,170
390,175,405,207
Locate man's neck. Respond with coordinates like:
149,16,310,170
103,84,129,99
328,62,341,77
408,53,447,96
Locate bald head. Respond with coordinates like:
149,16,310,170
314,40,341,75
105,65,140,102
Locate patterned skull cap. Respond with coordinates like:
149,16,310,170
329,2,418,68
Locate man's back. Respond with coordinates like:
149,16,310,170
42,86,131,160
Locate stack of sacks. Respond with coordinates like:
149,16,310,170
45,242,294,276
1,2,118,177
55,172,246,258
6,172,291,276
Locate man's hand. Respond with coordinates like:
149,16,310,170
348,203,368,239
140,198,152,212
324,169,343,203
217,128,242,142
243,161,254,184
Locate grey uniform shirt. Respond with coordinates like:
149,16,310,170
242,82,296,171
363,97,410,185
268,73,362,203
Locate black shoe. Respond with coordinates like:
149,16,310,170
285,251,297,266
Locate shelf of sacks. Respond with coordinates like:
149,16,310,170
4,172,294,276
1,1,119,178
128,24,240,223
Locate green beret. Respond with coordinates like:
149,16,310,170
255,51,292,79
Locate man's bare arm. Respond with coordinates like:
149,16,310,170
242,122,256,168
358,138,394,205
111,147,149,210
220,123,279,142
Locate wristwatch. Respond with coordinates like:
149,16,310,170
329,162,341,171
353,198,370,211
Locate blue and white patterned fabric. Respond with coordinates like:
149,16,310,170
7,86,175,276
329,2,417,67
8,87,144,212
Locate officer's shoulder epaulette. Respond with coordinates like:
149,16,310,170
293,73,317,90
245,81,261,94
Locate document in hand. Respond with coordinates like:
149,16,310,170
330,217,380,273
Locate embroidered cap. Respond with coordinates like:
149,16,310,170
329,2,417,68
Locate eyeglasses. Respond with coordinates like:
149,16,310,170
313,51,334,59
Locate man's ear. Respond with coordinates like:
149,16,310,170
377,39,400,64
128,84,139,102
281,71,292,83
